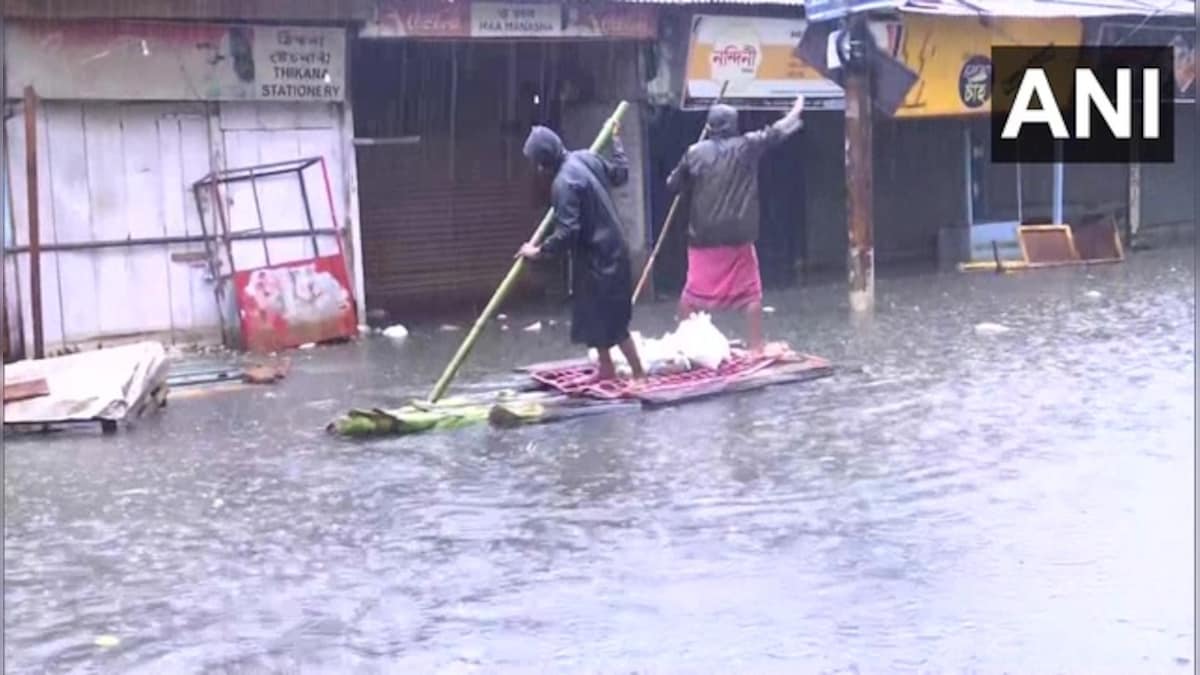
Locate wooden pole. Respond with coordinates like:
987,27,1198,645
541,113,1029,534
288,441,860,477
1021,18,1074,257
427,100,631,403
631,81,730,305
23,86,44,359
843,26,875,315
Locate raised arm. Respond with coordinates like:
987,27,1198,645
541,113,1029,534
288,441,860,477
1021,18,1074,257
743,95,806,158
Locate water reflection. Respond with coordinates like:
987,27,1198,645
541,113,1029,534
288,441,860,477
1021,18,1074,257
5,248,1195,672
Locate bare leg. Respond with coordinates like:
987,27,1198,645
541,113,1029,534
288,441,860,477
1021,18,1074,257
595,348,617,380
677,299,698,323
745,302,764,354
617,337,646,379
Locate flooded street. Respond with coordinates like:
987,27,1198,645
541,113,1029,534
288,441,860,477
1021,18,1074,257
5,248,1194,673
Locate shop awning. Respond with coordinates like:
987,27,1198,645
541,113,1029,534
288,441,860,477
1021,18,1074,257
896,0,1194,17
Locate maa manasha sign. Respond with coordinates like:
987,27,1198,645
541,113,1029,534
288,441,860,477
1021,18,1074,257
362,1,657,39
5,20,346,102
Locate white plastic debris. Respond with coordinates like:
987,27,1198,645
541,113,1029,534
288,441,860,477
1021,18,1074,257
299,342,317,350
382,324,409,340
440,324,461,332
523,321,543,333
94,635,121,649
588,313,732,375
497,314,508,321
974,322,1011,336
1084,290,1103,300
674,312,732,369
762,306,776,314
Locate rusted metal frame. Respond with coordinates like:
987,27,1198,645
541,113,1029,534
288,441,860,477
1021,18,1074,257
195,157,320,185
247,169,272,267
296,168,321,259
23,86,44,359
6,227,342,255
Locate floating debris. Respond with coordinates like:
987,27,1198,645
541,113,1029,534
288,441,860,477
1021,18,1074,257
762,306,776,314
94,635,121,649
974,322,1012,336
497,313,509,321
299,343,317,350
523,321,543,332
382,324,409,340
357,324,371,334
1084,290,1103,300
440,324,461,332
242,359,290,385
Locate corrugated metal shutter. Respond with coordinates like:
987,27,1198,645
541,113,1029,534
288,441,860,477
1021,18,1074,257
358,138,549,314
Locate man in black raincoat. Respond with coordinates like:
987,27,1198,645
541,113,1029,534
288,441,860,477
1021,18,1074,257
517,123,645,381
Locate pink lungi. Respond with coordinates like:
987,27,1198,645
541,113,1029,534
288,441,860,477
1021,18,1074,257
681,243,763,311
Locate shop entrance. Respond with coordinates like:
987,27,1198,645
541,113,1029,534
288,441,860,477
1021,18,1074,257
645,108,807,300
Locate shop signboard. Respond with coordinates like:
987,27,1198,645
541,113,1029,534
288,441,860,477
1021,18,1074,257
362,1,657,40
876,14,1084,117
6,20,346,102
682,15,845,110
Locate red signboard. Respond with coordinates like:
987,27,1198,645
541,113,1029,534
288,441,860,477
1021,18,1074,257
233,255,358,354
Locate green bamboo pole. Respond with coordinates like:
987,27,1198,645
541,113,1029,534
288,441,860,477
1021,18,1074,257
427,100,631,404
631,81,729,305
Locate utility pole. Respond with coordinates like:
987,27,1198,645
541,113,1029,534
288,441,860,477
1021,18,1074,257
843,16,874,314
844,17,873,314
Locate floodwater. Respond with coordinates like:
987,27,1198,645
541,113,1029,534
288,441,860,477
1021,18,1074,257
5,248,1195,673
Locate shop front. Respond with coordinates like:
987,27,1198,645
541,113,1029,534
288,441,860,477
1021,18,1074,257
354,0,658,317
872,9,1195,266
644,8,848,293
4,18,359,351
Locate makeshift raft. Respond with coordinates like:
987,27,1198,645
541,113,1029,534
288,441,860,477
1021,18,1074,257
328,346,834,438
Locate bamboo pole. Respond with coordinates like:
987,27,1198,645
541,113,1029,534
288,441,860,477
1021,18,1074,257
427,100,631,404
631,81,729,305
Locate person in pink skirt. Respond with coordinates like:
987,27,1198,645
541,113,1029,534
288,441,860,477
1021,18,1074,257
666,95,806,354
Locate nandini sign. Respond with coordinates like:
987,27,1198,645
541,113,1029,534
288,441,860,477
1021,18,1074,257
991,46,1175,164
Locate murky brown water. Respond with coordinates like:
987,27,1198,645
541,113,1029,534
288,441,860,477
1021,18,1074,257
5,248,1194,673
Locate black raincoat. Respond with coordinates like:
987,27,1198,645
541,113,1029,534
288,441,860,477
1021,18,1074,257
523,126,634,350
666,104,801,248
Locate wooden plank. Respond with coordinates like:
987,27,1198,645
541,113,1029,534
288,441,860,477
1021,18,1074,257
123,104,173,334
638,361,835,408
83,103,136,338
3,378,49,403
45,102,101,344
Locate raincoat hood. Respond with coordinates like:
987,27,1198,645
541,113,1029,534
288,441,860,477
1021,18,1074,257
523,126,567,170
706,105,739,139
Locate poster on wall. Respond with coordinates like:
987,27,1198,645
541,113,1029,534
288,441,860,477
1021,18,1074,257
1091,21,1195,102
361,1,656,40
5,20,346,102
876,14,1083,118
683,15,845,111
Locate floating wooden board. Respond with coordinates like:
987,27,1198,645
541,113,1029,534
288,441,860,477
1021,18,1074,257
1019,224,1080,266
3,378,49,403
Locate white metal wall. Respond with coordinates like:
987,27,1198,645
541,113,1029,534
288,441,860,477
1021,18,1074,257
4,100,352,351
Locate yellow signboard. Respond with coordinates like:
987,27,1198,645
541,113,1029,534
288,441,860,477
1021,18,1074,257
881,14,1084,118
